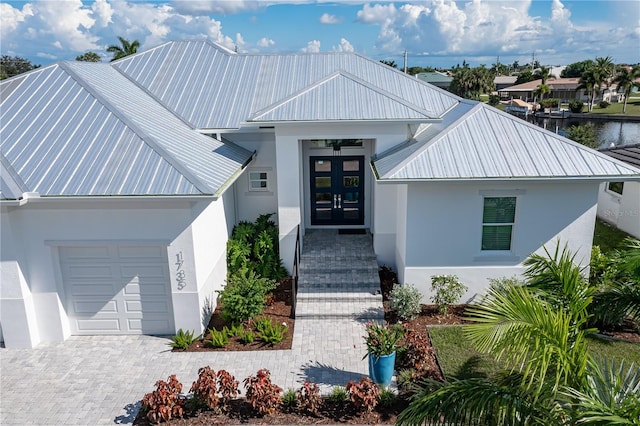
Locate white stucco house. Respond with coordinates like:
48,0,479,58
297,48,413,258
2,41,640,348
597,144,640,238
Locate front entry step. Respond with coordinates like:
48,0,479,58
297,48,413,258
295,229,384,322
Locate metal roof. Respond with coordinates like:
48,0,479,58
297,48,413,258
373,103,640,181
113,40,460,129
600,144,640,168
0,62,253,199
249,71,436,122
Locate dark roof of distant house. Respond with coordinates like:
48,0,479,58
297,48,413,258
600,144,640,168
416,72,453,84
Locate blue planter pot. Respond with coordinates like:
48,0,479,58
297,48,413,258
368,352,396,386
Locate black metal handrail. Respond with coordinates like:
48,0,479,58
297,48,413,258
291,225,300,317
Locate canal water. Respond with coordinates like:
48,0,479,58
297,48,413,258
526,117,640,149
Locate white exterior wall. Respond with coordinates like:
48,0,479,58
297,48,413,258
597,182,640,239
272,122,408,271
398,181,598,302
228,132,278,223
0,197,233,348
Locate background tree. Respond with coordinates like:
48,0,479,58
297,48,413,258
561,59,595,78
0,55,40,79
566,123,598,148
514,70,534,85
107,37,140,62
533,65,554,85
76,52,101,62
449,66,495,100
379,59,397,69
578,68,598,112
593,56,615,100
613,65,640,113
406,66,434,76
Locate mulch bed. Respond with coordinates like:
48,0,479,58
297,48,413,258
134,399,408,425
175,278,295,352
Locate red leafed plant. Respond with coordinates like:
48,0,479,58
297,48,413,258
217,369,239,407
140,374,184,424
189,367,239,413
346,377,380,412
189,366,219,410
296,381,322,415
243,369,283,415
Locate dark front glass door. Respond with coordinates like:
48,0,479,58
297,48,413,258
310,156,364,225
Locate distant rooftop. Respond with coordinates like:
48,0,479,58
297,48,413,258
600,144,640,168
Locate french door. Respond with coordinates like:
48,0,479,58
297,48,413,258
310,156,364,225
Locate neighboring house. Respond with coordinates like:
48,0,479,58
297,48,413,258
498,78,624,103
2,41,639,348
494,76,517,91
597,144,640,238
415,72,453,90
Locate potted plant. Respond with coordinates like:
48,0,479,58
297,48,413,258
363,321,404,386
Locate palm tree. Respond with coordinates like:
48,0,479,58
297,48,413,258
533,66,555,104
106,36,140,62
594,56,615,97
578,68,598,112
397,243,640,426
613,65,640,113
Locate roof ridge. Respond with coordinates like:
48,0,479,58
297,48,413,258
249,70,438,121
58,62,212,194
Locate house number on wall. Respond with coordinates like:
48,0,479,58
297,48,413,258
175,251,187,290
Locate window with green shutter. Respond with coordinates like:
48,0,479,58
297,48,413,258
482,197,516,251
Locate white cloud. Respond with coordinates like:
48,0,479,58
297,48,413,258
320,13,342,24
169,1,261,15
91,0,113,28
257,37,275,47
333,38,354,52
302,40,321,53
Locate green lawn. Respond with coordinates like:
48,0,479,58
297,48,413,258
580,97,640,116
430,325,639,380
593,218,633,253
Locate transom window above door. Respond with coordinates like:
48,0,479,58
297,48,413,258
305,139,373,149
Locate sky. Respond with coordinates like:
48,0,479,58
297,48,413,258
1,0,639,69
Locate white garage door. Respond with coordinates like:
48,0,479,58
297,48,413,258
59,245,174,335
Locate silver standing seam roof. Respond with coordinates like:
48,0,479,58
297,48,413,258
373,103,640,180
2,40,639,201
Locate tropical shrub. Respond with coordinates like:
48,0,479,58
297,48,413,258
346,377,380,412
566,123,598,148
216,370,239,408
430,275,467,314
377,387,398,409
140,375,184,424
296,381,322,415
168,329,201,350
240,329,255,344
218,270,276,323
281,388,297,410
226,213,288,281
599,100,610,109
390,284,422,320
568,99,584,113
243,369,283,415
539,98,560,108
363,321,404,358
189,366,219,410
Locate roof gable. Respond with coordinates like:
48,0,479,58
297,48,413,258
249,71,437,122
374,103,640,181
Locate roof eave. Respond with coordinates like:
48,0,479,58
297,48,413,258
374,175,640,183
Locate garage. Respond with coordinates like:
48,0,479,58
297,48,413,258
59,245,174,335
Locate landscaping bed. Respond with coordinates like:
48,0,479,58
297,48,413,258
176,278,295,352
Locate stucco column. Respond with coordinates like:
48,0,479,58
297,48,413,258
275,130,302,273
0,210,40,348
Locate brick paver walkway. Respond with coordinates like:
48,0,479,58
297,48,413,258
0,229,384,425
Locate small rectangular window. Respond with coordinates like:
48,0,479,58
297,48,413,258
249,171,268,192
607,182,624,195
482,197,516,251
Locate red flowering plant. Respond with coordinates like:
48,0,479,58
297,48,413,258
362,321,404,359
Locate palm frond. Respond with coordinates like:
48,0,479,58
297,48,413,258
560,358,640,424
397,374,560,426
464,284,592,393
619,237,640,278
